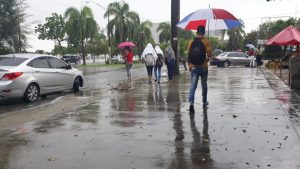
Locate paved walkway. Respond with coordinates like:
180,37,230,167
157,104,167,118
1,66,300,169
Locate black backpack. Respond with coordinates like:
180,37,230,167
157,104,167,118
156,54,163,67
188,38,206,65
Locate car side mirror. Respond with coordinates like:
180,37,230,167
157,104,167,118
66,64,72,70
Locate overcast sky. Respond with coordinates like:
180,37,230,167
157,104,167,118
26,0,300,52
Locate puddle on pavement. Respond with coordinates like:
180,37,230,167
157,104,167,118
1,68,300,169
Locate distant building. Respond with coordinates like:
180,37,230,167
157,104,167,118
149,23,160,44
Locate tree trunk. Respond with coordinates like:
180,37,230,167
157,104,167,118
81,39,86,65
171,0,180,76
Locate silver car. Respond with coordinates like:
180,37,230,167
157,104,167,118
0,53,84,102
216,52,251,67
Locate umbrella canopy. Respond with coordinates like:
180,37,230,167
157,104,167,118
177,8,242,30
265,25,300,46
118,41,136,49
246,44,256,49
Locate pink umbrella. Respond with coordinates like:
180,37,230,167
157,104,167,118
118,42,136,49
265,25,300,46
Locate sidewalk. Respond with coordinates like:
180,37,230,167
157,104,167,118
1,67,300,169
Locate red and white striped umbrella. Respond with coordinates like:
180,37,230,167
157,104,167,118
177,8,242,30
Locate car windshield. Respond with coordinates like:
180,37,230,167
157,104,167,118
0,57,28,66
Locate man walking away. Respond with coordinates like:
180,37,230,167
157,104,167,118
188,26,212,114
164,46,175,81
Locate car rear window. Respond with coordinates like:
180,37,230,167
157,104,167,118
0,57,28,66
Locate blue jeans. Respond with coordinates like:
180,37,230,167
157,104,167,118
189,67,208,105
167,61,174,80
154,66,162,82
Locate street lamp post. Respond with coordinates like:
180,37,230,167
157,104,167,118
86,1,112,64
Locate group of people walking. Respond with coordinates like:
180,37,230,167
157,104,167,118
120,43,176,84
120,25,212,118
141,43,176,84
248,46,263,68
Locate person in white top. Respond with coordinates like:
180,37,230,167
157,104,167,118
142,43,157,84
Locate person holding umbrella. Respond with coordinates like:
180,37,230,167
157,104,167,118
118,42,135,81
188,26,212,113
121,46,134,81
247,47,256,68
142,43,157,84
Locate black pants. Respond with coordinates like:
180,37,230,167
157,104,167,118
146,66,154,76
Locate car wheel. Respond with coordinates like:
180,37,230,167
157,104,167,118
73,77,80,92
24,83,40,103
223,61,230,67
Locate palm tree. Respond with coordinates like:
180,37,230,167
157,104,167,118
227,21,245,51
64,6,98,65
104,1,139,43
135,20,153,57
157,22,171,44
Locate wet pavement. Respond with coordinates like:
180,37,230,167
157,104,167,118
0,64,146,116
1,66,300,169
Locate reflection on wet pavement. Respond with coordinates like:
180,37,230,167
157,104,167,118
1,67,300,169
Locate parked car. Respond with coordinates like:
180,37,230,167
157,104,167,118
62,54,81,64
213,52,251,67
0,53,84,102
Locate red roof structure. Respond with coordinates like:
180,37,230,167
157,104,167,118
265,25,300,46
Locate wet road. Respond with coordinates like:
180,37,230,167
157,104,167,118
1,67,300,169
0,64,146,116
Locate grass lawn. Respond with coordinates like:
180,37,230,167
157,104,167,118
79,63,143,68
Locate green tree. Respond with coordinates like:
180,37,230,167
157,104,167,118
35,13,65,47
227,21,245,51
243,30,258,48
178,29,194,57
258,18,300,40
64,6,98,65
104,1,139,43
157,22,171,44
51,45,77,55
135,20,153,58
86,32,108,59
0,0,29,52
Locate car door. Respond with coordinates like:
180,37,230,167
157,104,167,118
28,57,56,93
238,53,250,65
48,57,75,90
226,53,237,65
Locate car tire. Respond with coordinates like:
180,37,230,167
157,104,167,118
73,77,80,93
223,61,230,67
24,83,40,103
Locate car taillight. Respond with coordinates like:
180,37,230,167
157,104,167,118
1,72,23,80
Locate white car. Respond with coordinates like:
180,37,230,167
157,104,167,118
0,53,84,102
215,52,251,67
